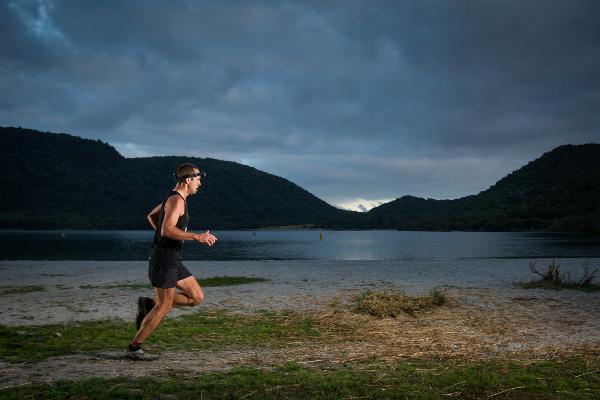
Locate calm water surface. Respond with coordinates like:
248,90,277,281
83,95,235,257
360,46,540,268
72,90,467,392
0,230,599,261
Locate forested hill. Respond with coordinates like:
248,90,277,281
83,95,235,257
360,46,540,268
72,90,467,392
0,126,359,229
1,126,598,231
367,144,600,232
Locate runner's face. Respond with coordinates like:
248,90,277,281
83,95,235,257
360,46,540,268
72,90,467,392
192,170,202,193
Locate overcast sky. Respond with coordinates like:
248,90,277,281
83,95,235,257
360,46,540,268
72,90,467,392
2,1,599,211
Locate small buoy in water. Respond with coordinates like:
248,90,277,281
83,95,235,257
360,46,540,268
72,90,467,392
319,233,323,240
60,232,66,238
252,231,256,236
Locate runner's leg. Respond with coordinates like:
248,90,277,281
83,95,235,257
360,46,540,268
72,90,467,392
174,275,204,306
133,286,175,343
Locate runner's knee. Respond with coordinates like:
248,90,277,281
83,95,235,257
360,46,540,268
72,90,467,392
191,291,204,306
156,303,172,315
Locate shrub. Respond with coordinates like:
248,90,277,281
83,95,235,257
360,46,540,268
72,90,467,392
523,260,599,291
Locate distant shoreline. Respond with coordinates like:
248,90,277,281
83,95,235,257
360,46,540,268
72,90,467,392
0,227,596,234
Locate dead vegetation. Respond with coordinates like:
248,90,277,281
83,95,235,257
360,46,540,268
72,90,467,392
524,260,599,291
303,288,600,363
353,289,447,318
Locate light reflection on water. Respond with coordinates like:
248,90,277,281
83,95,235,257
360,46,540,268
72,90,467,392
0,230,599,261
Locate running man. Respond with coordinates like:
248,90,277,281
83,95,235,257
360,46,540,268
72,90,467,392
127,163,217,360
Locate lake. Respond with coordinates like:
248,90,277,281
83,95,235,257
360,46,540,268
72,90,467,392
1,230,599,261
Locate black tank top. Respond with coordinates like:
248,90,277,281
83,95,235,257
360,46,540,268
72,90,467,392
152,191,189,254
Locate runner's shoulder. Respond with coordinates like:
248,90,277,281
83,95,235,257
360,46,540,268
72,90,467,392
164,194,185,211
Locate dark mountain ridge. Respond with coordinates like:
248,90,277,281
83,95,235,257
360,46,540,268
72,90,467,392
0,126,358,229
1,126,598,232
367,144,600,232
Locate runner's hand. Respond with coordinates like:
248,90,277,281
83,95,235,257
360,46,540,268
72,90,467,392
194,230,217,246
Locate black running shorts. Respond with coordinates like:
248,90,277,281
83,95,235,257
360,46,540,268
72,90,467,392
148,248,192,289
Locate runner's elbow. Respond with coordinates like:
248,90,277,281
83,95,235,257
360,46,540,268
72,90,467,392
161,226,173,239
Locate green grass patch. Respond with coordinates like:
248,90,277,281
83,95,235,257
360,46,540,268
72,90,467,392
519,280,600,292
0,310,319,363
77,276,268,290
199,276,269,287
2,358,599,399
0,319,131,363
79,282,150,290
151,310,318,352
0,285,45,295
355,289,447,318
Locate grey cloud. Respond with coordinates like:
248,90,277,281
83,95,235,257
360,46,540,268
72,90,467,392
1,0,599,207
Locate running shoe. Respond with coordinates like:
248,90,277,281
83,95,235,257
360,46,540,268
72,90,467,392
144,297,155,311
126,347,159,361
135,296,155,330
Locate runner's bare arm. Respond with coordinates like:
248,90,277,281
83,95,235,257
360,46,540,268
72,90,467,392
147,203,162,230
161,196,217,246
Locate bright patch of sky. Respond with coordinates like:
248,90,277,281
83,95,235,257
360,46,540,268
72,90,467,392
336,198,396,212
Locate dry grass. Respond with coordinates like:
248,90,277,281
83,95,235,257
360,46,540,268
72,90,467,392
262,288,600,366
354,289,447,317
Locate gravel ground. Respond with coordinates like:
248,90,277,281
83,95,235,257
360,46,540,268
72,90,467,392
1,260,599,388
